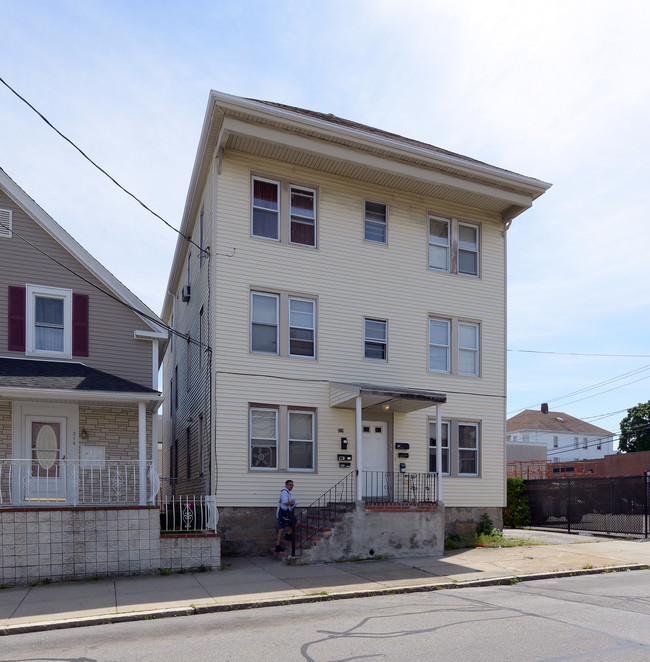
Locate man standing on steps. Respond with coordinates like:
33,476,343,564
275,479,296,552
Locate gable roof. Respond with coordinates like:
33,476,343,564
0,167,167,345
507,409,612,436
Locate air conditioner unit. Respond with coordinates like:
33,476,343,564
181,285,191,302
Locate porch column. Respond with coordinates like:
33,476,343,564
138,401,147,505
355,395,363,502
435,404,442,502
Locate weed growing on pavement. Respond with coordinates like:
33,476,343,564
445,528,546,550
42,578,51,584
0,583,11,589
509,577,520,584
307,591,328,596
582,564,594,569
158,567,171,576
219,562,231,570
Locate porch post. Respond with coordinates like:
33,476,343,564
355,395,363,502
138,401,147,505
436,404,442,502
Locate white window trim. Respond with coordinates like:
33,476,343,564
287,409,315,471
363,317,388,360
289,185,317,247
458,322,480,377
249,406,279,471
428,318,450,374
25,284,73,358
458,422,480,476
288,296,316,358
250,292,279,355
428,420,450,475
363,200,388,244
427,215,481,278
251,176,280,241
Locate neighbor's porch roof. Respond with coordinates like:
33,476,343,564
330,382,446,413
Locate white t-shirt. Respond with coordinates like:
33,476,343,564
276,488,294,516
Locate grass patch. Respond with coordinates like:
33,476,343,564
445,529,546,550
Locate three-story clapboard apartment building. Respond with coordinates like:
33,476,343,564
162,91,550,558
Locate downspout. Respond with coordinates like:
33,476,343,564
138,401,147,505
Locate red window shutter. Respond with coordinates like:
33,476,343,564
8,286,26,351
72,293,89,356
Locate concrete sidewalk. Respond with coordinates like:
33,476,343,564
1,530,649,636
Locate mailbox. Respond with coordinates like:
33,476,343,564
395,443,410,450
337,454,352,462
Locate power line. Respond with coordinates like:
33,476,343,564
0,74,203,254
508,349,650,358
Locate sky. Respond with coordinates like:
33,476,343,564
1,0,649,441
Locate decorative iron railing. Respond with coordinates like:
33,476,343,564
0,459,158,506
291,471,356,556
159,492,218,533
362,471,437,503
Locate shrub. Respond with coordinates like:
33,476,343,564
503,477,532,527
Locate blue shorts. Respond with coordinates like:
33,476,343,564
277,509,293,530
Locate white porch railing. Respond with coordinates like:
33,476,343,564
0,459,159,506
160,494,219,533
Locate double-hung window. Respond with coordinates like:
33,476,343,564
250,404,316,472
288,410,314,470
458,423,479,475
553,436,559,448
250,407,278,470
364,201,387,243
252,178,280,240
428,421,449,474
428,318,450,373
458,323,479,376
289,297,315,357
458,223,479,276
428,215,480,277
251,291,316,358
251,293,279,354
290,186,316,246
364,318,387,360
25,285,73,358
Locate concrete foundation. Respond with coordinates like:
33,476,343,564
444,506,503,536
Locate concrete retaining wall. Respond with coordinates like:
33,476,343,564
0,507,221,586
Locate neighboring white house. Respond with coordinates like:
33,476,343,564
507,405,615,463
161,90,551,558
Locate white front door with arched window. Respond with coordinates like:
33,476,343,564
12,402,79,504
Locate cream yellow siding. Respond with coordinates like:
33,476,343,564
208,151,507,508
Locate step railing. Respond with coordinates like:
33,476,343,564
290,471,356,557
362,471,437,503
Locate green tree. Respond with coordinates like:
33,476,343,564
619,401,650,453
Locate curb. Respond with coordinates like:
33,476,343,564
1,563,648,636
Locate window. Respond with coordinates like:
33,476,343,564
0,208,12,238
251,290,316,358
428,215,480,276
597,440,602,451
364,201,387,243
553,436,559,448
198,414,204,475
252,178,279,240
26,285,73,358
428,421,449,474
250,407,278,470
523,433,529,442
186,337,191,391
428,419,479,476
251,293,279,354
364,318,387,360
458,223,479,275
458,423,479,475
289,298,315,357
290,186,316,246
174,365,178,410
429,317,480,377
186,253,191,288
288,410,314,470
428,318,450,373
186,426,191,478
250,404,316,472
574,437,579,449
583,437,588,449
458,322,479,376
251,176,318,247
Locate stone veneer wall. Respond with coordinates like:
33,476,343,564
0,506,220,586
0,400,12,456
79,406,153,461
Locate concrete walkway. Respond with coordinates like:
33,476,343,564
1,530,649,636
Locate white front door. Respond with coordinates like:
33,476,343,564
24,415,67,502
362,421,388,497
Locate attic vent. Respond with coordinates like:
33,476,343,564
555,417,564,422
0,209,12,238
